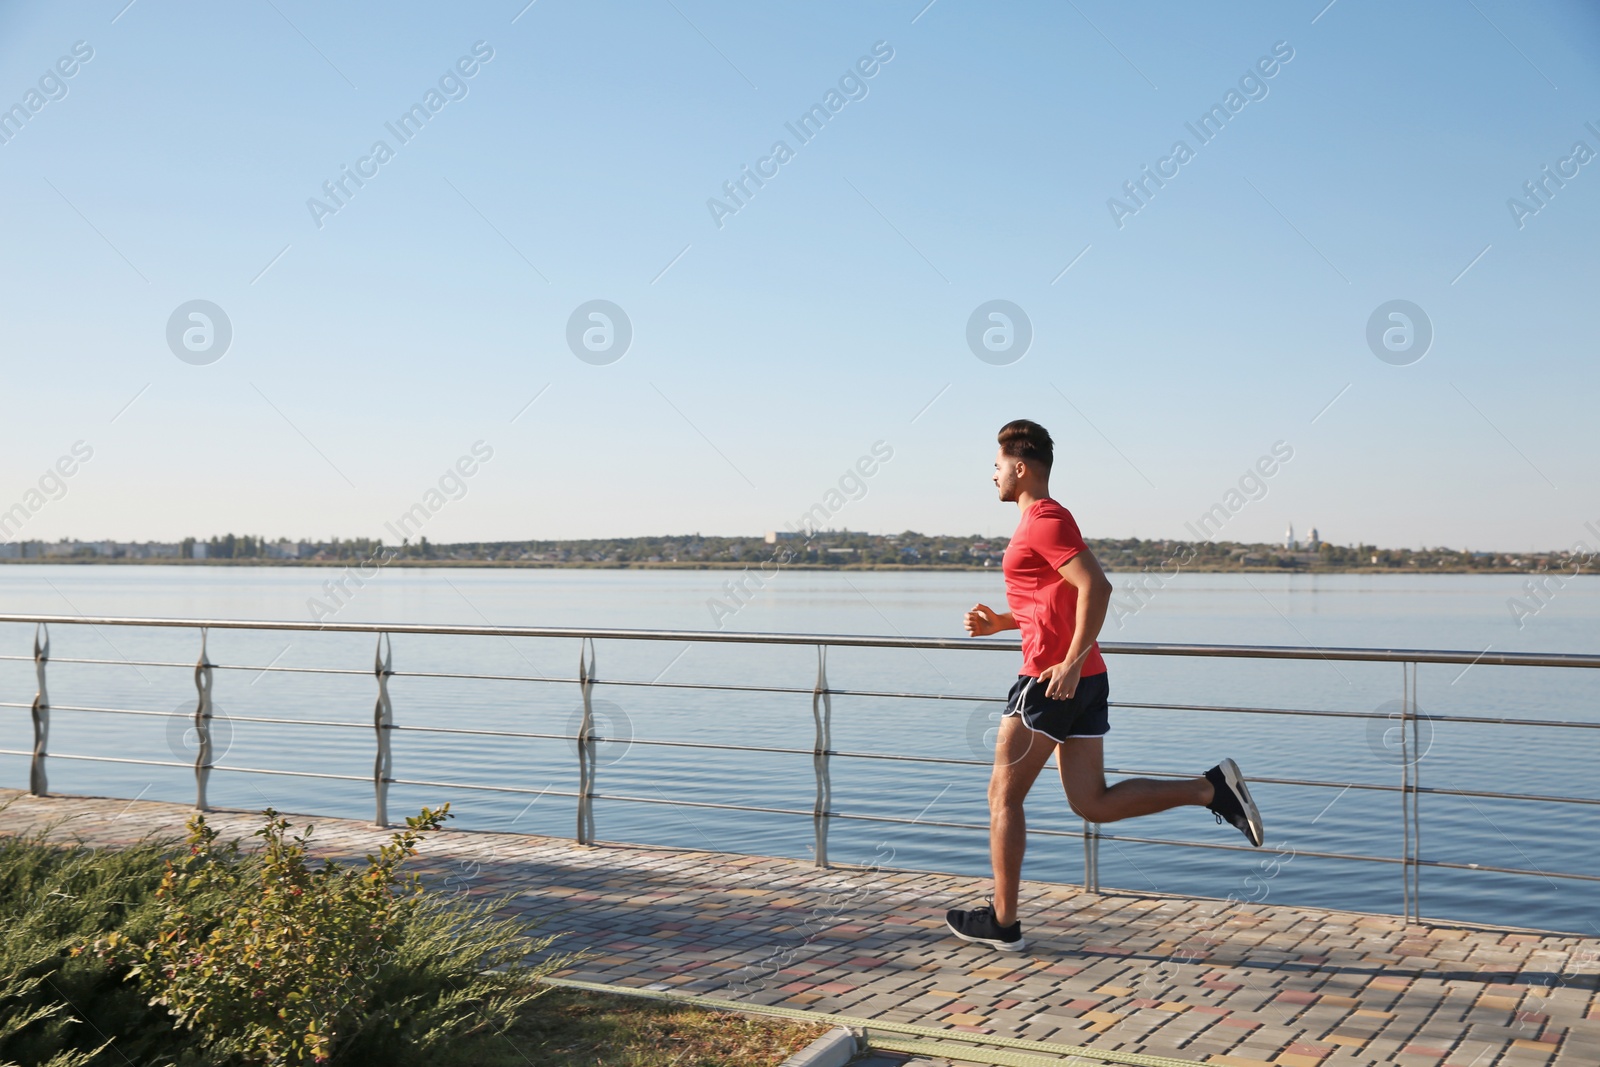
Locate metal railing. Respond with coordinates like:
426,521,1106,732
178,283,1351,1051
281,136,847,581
3,612,1599,923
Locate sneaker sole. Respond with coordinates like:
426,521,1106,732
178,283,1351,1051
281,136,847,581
945,918,1028,953
1218,757,1265,847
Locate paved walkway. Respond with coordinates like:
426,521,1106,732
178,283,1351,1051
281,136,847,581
3,790,1596,1067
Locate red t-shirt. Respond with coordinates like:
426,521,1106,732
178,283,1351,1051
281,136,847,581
1002,499,1107,679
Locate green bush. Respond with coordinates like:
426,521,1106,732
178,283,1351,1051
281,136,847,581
108,807,443,1063
0,804,570,1066
0,821,182,1067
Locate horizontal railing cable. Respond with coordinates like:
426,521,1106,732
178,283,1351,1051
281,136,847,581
12,722,1594,809
0,749,193,771
386,777,581,799
10,682,1600,732
1115,700,1600,730
4,613,1600,667
0,702,371,731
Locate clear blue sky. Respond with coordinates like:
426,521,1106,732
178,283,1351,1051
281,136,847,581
1,0,1596,550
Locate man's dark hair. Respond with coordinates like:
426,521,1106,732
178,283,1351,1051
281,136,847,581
997,419,1053,470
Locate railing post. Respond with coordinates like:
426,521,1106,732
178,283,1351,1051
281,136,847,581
1083,818,1101,893
812,644,831,868
1401,660,1422,923
373,633,394,828
1411,664,1423,920
29,624,49,796
576,637,596,845
193,627,214,811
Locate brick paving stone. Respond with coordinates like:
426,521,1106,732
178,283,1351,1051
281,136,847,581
6,788,1599,1067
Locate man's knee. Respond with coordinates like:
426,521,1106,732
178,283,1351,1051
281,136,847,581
1067,788,1112,824
1069,798,1104,823
989,775,1028,812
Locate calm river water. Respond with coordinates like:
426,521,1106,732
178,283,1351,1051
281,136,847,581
2,565,1595,934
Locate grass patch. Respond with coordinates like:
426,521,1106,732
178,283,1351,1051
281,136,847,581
467,988,830,1067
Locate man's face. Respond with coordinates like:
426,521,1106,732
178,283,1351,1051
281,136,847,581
993,447,1023,502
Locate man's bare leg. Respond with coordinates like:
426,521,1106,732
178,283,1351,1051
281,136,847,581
988,716,1059,927
1057,736,1211,822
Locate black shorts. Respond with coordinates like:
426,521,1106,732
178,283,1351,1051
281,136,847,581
1002,672,1110,742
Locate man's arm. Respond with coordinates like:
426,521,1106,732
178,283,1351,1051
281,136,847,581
1039,550,1113,699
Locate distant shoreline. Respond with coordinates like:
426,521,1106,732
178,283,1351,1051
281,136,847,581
0,558,1578,576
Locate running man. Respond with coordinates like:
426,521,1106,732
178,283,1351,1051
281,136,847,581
946,420,1264,953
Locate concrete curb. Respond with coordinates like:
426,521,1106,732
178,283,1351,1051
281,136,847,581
777,1025,857,1067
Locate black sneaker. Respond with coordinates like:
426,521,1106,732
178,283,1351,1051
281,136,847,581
945,901,1027,953
1205,758,1264,847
